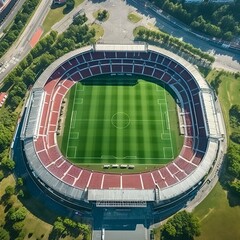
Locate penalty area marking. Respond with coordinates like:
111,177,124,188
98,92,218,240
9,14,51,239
158,99,165,104
74,98,83,105
70,132,79,139
70,111,77,129
163,147,174,159
67,146,77,158
77,84,84,91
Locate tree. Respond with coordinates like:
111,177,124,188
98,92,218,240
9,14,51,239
12,221,24,232
230,132,240,144
2,157,16,172
5,185,15,196
66,0,75,10
17,178,24,187
73,13,87,26
97,10,108,21
18,190,25,198
229,104,240,128
223,31,233,41
0,170,4,181
230,179,240,196
0,227,10,240
0,124,12,152
160,210,200,240
210,74,222,95
8,207,27,222
22,68,36,87
227,144,240,178
52,218,66,238
35,53,55,72
8,95,22,110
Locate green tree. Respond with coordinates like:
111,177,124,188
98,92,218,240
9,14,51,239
229,104,240,128
0,124,12,152
8,207,27,222
17,178,24,187
52,218,66,238
12,221,24,232
5,185,15,196
73,13,87,26
22,68,36,87
227,144,240,178
0,227,10,240
230,132,240,144
18,190,25,198
66,0,75,10
230,179,240,196
0,170,4,181
160,210,200,240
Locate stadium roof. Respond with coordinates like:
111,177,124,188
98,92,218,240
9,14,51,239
201,90,221,138
0,92,7,107
159,139,219,201
21,89,44,140
94,44,146,52
88,189,155,201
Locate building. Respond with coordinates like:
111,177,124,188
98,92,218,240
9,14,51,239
0,92,7,107
19,44,225,229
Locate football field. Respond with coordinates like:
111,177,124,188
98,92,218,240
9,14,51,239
60,75,182,167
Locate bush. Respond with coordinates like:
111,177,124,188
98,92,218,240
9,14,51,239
0,170,4,181
0,227,10,240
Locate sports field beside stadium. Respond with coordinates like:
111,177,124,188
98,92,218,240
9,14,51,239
59,75,183,169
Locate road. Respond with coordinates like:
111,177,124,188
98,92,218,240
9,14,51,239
0,0,52,80
0,0,26,35
1,0,240,82
127,0,240,72
52,0,240,72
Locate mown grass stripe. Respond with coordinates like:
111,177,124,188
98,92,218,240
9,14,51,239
115,86,124,159
101,86,114,163
83,86,100,159
147,82,162,162
60,76,180,167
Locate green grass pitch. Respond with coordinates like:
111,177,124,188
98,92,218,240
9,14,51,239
59,75,183,169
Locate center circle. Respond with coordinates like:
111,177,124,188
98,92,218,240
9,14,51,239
111,112,130,129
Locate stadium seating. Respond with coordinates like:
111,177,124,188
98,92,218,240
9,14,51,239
33,49,208,191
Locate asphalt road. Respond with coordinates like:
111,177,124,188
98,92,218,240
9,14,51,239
0,0,26,35
0,0,52,80
127,0,240,70
1,0,239,82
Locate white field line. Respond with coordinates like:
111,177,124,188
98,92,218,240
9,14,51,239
164,89,174,158
66,84,78,157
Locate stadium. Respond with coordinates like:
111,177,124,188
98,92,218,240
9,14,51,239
20,44,224,220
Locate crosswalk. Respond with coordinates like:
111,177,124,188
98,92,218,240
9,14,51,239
0,56,19,74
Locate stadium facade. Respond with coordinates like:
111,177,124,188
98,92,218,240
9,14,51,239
19,44,225,219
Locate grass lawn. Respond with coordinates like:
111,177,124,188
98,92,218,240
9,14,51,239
192,70,240,240
128,11,142,23
0,175,53,239
90,23,104,41
42,0,85,34
206,70,240,136
194,183,240,240
59,75,183,171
